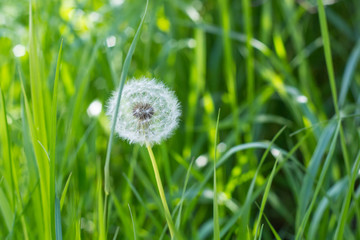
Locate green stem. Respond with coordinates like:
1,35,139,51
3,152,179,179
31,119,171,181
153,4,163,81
146,142,175,239
316,0,350,176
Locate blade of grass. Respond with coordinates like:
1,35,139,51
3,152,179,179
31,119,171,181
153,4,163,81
254,157,279,239
183,27,206,159
308,178,348,239
262,213,282,240
296,121,337,229
0,86,15,207
111,196,133,240
175,157,195,230
334,150,360,239
60,172,72,210
0,187,12,232
104,0,149,195
55,196,62,240
338,39,360,107
258,225,264,240
316,0,350,177
121,173,162,230
128,204,136,240
112,227,120,240
221,126,286,237
50,39,63,240
28,0,51,237
97,161,106,240
20,70,48,239
295,121,340,239
242,0,254,102
213,109,221,240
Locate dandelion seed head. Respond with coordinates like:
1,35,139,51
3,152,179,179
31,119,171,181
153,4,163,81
106,77,181,146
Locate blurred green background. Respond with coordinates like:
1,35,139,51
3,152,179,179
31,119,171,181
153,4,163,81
1,0,360,239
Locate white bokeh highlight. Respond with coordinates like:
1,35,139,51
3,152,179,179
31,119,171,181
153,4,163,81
87,100,102,117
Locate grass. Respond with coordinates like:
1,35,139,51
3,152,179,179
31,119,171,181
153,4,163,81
1,0,360,239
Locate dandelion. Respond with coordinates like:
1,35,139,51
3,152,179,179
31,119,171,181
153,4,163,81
106,77,181,239
106,77,181,146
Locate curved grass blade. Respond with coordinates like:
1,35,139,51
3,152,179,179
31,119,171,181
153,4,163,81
221,126,286,238
104,0,149,194
334,150,360,239
296,121,336,228
263,213,282,240
316,0,350,178
339,39,360,107
254,157,279,239
308,178,348,239
295,122,340,239
60,172,72,210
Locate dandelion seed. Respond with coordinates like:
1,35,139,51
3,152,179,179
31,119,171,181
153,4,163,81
106,77,181,146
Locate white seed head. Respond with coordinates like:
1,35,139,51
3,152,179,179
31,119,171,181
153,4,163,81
106,77,181,146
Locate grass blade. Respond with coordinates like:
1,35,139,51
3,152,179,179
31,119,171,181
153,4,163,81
339,39,360,107
316,0,350,178
334,151,360,239
0,188,12,231
60,172,72,210
296,121,337,228
55,196,62,240
128,204,136,240
254,157,279,239
213,109,221,240
0,87,15,209
296,122,340,239
221,126,286,237
175,157,195,230
308,178,348,239
50,39,63,240
262,213,282,240
104,0,149,194
242,0,254,102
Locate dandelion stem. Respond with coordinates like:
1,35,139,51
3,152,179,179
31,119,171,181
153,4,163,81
146,142,175,239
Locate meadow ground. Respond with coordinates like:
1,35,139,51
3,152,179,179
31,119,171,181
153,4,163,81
1,0,360,239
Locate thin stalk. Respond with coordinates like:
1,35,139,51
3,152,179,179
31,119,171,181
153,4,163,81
213,110,221,240
146,142,175,239
104,0,149,195
316,0,350,175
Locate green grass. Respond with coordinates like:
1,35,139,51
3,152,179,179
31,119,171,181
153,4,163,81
1,0,360,239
